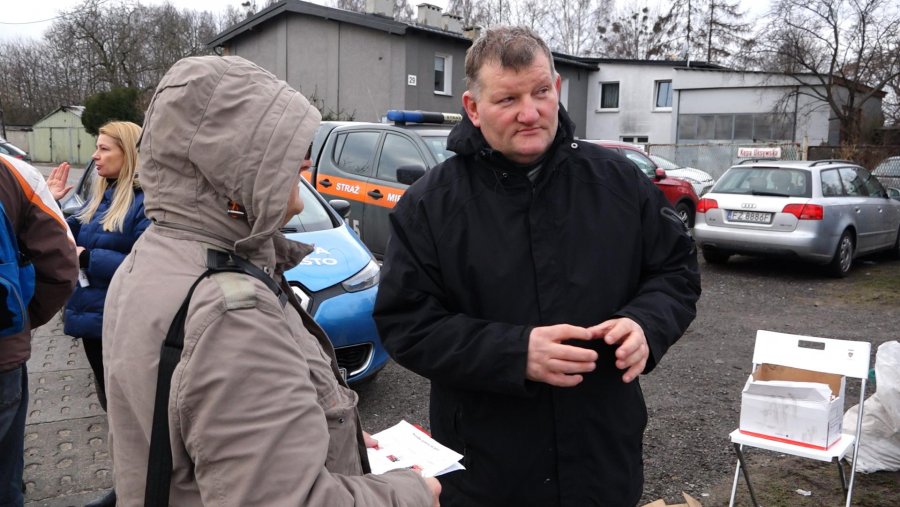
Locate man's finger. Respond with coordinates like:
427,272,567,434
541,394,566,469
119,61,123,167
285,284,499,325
552,342,598,363
621,360,646,383
544,372,584,388
547,358,596,375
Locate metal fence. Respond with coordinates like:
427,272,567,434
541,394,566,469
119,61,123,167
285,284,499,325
645,142,900,181
646,142,802,180
807,145,900,173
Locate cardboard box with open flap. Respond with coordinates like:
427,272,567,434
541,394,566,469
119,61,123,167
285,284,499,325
739,363,845,450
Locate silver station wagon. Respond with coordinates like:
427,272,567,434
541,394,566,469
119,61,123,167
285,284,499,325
693,159,900,277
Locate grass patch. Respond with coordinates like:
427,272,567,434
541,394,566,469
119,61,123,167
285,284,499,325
821,259,900,306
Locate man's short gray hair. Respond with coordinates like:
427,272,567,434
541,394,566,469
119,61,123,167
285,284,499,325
465,26,556,98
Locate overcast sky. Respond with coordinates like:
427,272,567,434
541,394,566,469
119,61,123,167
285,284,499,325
1,0,766,42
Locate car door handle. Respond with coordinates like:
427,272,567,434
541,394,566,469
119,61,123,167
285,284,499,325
367,189,383,199
319,178,332,188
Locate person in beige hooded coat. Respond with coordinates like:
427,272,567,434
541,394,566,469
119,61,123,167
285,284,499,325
102,56,437,506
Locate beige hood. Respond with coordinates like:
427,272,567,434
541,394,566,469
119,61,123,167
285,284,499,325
139,55,321,268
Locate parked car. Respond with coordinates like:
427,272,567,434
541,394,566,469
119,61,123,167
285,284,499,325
583,140,700,227
306,110,458,257
873,156,900,189
61,161,388,383
693,159,900,277
649,154,716,197
0,140,30,162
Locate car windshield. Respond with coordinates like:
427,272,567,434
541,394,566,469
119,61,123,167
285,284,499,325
650,155,680,170
421,135,454,164
282,180,337,232
714,167,811,198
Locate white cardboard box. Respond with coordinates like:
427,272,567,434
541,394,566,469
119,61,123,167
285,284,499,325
739,363,845,450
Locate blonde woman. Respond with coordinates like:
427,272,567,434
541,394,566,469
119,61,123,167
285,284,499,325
48,121,148,506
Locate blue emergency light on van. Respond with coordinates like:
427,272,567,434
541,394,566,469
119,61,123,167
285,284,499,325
386,110,462,125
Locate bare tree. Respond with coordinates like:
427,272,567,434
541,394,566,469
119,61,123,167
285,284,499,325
546,0,598,55
659,0,752,64
0,0,231,125
508,0,552,35
332,0,366,12
754,0,900,142
447,0,480,28
596,2,682,59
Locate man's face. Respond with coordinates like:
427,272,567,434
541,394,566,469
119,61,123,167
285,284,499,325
462,54,560,165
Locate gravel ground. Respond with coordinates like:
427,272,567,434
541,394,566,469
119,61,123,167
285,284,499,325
355,252,900,506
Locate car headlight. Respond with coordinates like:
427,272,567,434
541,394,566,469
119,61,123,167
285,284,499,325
681,176,701,184
342,259,380,292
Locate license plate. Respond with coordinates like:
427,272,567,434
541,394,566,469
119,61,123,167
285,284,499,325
727,210,773,224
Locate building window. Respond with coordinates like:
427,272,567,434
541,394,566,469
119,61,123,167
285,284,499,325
621,136,649,144
600,82,619,109
560,77,570,109
434,54,451,95
655,80,673,108
677,113,794,141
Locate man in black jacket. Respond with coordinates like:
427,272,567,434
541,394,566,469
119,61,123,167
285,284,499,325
374,26,701,507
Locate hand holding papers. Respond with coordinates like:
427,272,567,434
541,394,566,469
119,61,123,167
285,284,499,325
367,420,465,477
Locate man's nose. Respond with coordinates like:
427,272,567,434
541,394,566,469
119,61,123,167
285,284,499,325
517,97,539,124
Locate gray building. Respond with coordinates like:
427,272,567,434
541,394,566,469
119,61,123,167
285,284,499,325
207,0,590,137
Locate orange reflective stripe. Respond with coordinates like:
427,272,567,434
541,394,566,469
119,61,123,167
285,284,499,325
316,174,367,202
365,186,405,209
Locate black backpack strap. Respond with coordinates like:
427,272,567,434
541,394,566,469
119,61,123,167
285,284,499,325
144,250,284,507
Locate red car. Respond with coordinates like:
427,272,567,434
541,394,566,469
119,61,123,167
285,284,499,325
584,140,699,227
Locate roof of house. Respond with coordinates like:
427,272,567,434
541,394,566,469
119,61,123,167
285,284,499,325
578,57,727,70
33,105,85,125
207,0,470,48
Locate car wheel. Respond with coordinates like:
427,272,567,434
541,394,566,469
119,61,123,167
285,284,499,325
702,248,731,264
675,202,694,228
826,230,854,278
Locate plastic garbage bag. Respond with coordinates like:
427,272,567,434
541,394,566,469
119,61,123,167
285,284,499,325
842,340,900,473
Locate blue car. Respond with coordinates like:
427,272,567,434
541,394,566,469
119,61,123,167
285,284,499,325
61,163,388,384
281,177,388,383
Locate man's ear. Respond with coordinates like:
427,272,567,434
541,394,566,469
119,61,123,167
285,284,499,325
463,91,480,128
554,74,561,95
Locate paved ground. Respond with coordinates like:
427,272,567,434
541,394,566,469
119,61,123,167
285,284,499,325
23,315,113,507
23,163,114,506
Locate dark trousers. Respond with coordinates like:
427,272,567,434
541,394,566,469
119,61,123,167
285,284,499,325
82,339,107,412
0,365,27,507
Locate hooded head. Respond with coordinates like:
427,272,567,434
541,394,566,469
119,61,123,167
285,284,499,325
139,55,321,267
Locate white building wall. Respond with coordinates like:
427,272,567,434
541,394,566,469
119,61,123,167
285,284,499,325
584,64,675,142
673,70,833,145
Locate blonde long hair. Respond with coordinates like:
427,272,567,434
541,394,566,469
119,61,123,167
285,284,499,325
77,121,142,232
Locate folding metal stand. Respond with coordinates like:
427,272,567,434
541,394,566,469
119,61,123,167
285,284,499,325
727,330,871,507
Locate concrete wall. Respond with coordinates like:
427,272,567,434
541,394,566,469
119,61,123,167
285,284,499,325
585,63,676,142
223,13,475,122
403,32,468,114
228,14,405,122
556,63,589,139
583,65,878,147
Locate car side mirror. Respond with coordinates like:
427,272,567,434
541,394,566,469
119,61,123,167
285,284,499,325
654,168,667,180
328,199,352,218
397,165,426,185
888,187,900,201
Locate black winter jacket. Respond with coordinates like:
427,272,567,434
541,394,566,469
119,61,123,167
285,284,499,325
374,107,701,507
